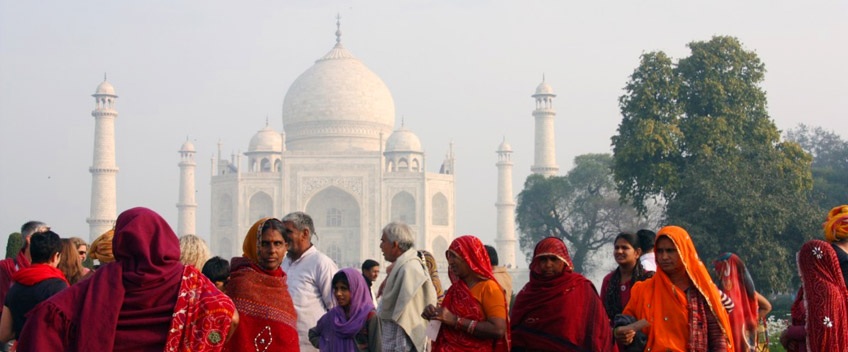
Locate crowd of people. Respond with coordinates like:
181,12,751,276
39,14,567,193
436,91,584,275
0,204,846,351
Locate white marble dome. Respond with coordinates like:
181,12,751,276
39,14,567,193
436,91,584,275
386,127,423,153
534,81,555,96
282,42,395,151
180,139,195,152
95,80,116,96
498,139,512,152
248,125,283,152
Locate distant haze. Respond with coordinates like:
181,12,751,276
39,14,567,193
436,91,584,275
1,1,845,275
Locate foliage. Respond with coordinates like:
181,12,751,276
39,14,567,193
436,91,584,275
516,153,652,274
5,232,23,259
786,124,848,210
611,36,818,292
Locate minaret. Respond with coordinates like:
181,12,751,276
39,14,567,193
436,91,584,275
87,75,119,241
495,138,517,268
530,75,559,176
177,138,197,236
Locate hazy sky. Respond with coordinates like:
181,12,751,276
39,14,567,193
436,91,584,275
1,1,846,272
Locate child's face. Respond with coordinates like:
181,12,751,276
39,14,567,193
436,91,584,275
333,281,351,307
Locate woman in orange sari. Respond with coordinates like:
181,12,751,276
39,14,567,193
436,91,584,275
424,235,509,351
615,226,733,352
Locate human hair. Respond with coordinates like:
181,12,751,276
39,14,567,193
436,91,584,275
21,221,48,238
260,218,286,238
361,259,379,271
615,232,640,250
202,256,230,283
179,235,211,269
636,229,656,252
57,239,85,285
281,212,316,240
382,222,415,251
30,231,61,264
484,245,499,266
332,271,349,288
70,237,88,250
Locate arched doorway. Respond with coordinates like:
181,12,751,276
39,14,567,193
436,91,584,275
305,187,361,268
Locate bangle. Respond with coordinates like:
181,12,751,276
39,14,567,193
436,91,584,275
468,320,477,334
455,317,463,330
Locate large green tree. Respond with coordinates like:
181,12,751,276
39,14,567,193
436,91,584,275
611,36,816,292
516,153,651,274
5,232,23,259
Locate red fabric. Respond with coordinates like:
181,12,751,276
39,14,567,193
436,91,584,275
165,265,236,351
0,250,31,317
12,263,69,287
714,253,759,352
15,207,187,352
784,288,807,352
511,237,616,352
223,256,299,352
433,235,510,352
798,240,848,352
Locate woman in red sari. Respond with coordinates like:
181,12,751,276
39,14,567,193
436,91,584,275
16,207,237,351
224,218,299,351
713,252,764,352
797,240,848,352
511,237,616,352
424,235,509,351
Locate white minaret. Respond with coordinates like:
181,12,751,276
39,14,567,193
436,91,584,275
87,75,119,241
530,76,559,176
177,138,197,236
495,138,517,268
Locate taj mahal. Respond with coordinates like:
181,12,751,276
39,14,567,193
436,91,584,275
84,20,561,275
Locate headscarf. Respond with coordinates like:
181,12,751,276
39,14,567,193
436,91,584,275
313,268,375,351
433,235,509,352
510,237,616,352
714,253,759,352
622,226,734,351
824,205,848,243
89,229,115,263
418,250,445,306
17,207,186,351
798,240,848,352
242,217,272,264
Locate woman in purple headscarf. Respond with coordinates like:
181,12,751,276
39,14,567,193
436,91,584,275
309,268,382,351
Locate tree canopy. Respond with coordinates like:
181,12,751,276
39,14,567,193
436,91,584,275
611,36,817,292
786,124,848,210
5,232,23,259
516,153,651,274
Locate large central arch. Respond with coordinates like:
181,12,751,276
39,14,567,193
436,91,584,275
305,186,361,268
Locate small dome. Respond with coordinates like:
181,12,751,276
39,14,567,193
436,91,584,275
180,139,195,152
534,81,555,96
248,125,283,153
498,139,512,152
95,80,116,96
385,127,422,153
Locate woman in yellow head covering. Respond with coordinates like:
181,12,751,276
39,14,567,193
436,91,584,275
824,205,848,291
88,229,115,264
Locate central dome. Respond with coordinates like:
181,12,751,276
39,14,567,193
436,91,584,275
282,41,395,152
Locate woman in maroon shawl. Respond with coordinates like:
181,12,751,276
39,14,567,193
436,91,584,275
224,218,299,351
713,252,760,352
510,237,616,352
16,207,237,352
425,235,509,352
797,240,848,352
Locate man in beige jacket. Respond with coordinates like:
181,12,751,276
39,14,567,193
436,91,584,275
378,222,437,352
486,245,513,310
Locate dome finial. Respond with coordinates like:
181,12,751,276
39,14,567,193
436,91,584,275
335,13,342,45
104,72,107,81
542,73,545,82
265,115,269,127
401,115,405,127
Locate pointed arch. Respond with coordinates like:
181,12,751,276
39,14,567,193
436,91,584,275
432,193,449,226
391,191,416,224
248,192,273,222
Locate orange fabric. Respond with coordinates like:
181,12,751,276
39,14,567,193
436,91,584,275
824,205,848,243
469,279,508,319
621,226,734,351
242,218,272,263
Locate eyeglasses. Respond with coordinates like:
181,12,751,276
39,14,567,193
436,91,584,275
78,251,87,255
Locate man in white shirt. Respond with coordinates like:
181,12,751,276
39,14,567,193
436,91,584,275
281,211,338,352
637,229,657,272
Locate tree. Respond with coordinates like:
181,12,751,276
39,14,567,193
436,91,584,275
611,36,817,292
786,124,848,210
5,232,23,259
516,154,651,274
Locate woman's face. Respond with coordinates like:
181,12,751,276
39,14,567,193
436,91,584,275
333,280,351,308
77,245,88,262
613,238,641,266
446,250,472,279
536,255,566,277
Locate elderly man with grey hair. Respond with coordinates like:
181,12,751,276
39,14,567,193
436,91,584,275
280,211,338,352
0,221,49,352
378,222,437,352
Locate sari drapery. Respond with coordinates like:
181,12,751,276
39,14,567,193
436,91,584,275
714,253,759,352
798,240,848,352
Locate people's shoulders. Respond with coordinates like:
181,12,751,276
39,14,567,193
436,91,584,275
40,278,69,291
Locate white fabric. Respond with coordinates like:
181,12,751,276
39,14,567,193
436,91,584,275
282,245,339,352
378,248,437,352
640,251,657,272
